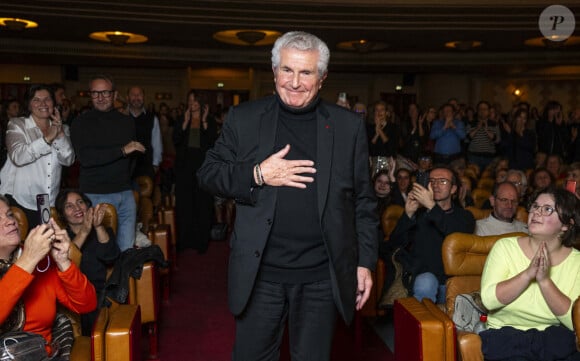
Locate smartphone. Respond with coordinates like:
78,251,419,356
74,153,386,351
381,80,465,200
36,193,51,225
566,180,577,194
338,92,347,102
415,171,430,188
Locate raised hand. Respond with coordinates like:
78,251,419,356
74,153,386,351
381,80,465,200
49,219,72,271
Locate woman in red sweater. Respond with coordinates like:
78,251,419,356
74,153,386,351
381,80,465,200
0,194,96,356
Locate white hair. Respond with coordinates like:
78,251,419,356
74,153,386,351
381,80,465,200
271,31,330,78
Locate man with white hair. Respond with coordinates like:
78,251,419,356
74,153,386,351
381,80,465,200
197,31,378,360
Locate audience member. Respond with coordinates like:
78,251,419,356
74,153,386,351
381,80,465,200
546,154,566,181
495,168,508,184
374,167,395,222
458,175,475,208
565,162,580,199
391,167,412,207
501,108,536,170
172,90,217,253
430,103,466,164
465,101,500,172
480,187,580,361
0,84,74,229
506,169,528,206
0,195,96,355
126,86,163,181
389,166,475,303
369,100,400,174
475,182,527,236
158,102,176,198
400,103,426,163
530,167,555,193
537,100,570,159
55,189,120,336
71,74,145,251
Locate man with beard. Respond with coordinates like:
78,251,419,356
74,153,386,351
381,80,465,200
389,165,475,303
475,182,527,236
126,86,162,180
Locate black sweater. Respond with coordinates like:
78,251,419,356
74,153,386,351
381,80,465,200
260,96,329,283
71,109,136,193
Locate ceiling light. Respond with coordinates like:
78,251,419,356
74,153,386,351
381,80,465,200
336,39,388,53
445,40,482,50
89,31,148,46
524,36,580,48
0,18,38,31
213,30,281,46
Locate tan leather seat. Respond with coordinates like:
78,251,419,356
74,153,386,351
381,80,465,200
471,188,491,209
476,177,495,192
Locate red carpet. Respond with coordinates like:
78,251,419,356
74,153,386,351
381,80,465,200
154,241,394,360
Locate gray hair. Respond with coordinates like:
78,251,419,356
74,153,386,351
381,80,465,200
271,31,330,78
507,169,528,196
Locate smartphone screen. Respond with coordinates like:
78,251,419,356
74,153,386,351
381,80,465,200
36,193,50,225
566,180,577,194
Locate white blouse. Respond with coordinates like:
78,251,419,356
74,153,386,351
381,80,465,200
0,116,75,209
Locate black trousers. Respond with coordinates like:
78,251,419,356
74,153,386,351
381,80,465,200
233,278,337,361
480,325,580,361
174,149,212,252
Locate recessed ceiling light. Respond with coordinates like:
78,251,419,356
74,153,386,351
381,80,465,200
524,36,580,48
89,31,148,46
0,18,38,31
445,40,482,50
336,40,388,52
213,30,281,46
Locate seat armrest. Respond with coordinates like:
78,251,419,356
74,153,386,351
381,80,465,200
106,304,142,361
422,299,456,360
457,331,483,361
394,297,448,361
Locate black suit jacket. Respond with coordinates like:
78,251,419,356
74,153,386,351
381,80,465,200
197,95,378,323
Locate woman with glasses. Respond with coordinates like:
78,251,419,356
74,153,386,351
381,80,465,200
480,187,580,360
0,84,74,229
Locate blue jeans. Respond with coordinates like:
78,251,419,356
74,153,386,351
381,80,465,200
86,190,136,251
413,272,446,303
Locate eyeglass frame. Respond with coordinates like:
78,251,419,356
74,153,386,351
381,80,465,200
428,178,451,186
528,203,557,216
89,90,115,99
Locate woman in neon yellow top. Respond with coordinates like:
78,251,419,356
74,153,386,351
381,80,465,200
480,187,580,361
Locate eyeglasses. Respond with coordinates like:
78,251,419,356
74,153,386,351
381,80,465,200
496,197,518,206
529,203,556,216
89,90,114,99
510,181,523,187
429,178,450,186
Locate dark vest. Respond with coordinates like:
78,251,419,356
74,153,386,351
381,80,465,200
132,111,155,179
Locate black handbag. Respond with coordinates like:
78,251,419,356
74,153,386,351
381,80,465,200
0,331,48,361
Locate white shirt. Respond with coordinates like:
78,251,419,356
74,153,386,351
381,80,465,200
0,116,75,209
474,213,528,236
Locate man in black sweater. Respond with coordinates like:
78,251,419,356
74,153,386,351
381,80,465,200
197,31,378,360
389,165,475,303
71,74,145,251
